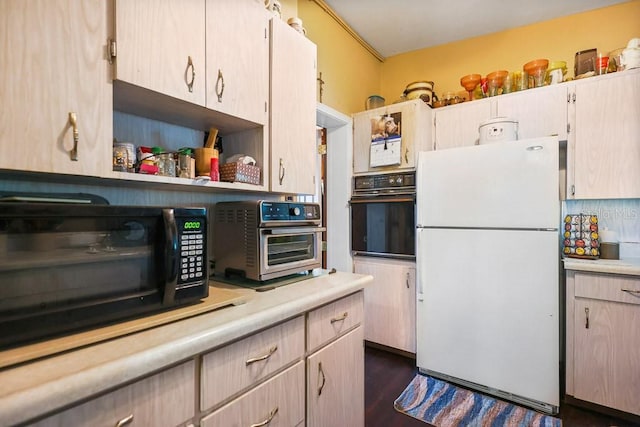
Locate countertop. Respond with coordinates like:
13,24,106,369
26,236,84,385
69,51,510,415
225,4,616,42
0,271,372,426
562,257,640,276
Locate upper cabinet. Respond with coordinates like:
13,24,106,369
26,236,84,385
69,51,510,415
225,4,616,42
269,18,317,195
205,0,269,125
433,84,568,151
0,0,112,177
113,0,206,106
433,99,491,150
353,99,432,174
495,84,568,141
568,69,640,199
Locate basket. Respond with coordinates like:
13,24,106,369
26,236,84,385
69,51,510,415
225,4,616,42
219,162,261,185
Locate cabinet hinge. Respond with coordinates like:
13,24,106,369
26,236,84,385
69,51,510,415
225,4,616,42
322,241,327,251
108,38,117,63
265,101,268,113
317,144,327,155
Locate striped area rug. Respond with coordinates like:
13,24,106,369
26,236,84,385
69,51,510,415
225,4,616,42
394,374,562,427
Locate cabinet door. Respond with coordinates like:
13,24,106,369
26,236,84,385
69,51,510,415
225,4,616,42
270,18,317,195
307,326,364,427
0,0,111,176
205,0,268,125
496,85,568,141
32,360,195,427
434,100,491,150
353,99,431,174
571,71,640,199
354,258,416,353
201,362,305,427
114,0,206,106
573,298,640,416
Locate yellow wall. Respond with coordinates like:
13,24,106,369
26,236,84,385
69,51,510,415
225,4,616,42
381,1,640,103
298,1,382,115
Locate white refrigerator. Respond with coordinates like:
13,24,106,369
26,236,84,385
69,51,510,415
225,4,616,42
415,136,560,414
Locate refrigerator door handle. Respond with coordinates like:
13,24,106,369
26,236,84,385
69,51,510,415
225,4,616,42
416,229,424,301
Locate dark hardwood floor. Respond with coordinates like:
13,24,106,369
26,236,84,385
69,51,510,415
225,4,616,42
364,346,640,427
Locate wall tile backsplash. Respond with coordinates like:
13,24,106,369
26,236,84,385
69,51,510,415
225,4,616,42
564,199,640,258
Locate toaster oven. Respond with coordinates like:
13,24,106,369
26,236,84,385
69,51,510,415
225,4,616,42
213,201,324,281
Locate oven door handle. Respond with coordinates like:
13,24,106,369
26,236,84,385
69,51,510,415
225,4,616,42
349,196,415,204
265,226,326,235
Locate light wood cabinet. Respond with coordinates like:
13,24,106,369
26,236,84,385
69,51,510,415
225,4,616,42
0,0,112,177
113,0,206,106
32,360,195,427
495,84,568,141
566,271,640,416
353,99,432,173
306,308,364,427
205,0,268,125
433,98,491,150
200,316,305,411
269,18,317,194
568,69,640,199
201,362,305,427
354,257,416,353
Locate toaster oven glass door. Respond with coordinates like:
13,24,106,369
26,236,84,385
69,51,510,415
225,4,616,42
259,227,323,280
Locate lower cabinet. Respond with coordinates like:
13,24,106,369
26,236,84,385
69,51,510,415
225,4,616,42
27,291,365,426
201,362,305,427
306,291,365,427
307,326,364,427
354,257,416,353
32,360,196,427
566,271,640,416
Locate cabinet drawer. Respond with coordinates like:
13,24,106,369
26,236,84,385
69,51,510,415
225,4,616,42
574,272,640,305
307,291,364,353
201,361,305,427
201,316,305,411
32,360,195,427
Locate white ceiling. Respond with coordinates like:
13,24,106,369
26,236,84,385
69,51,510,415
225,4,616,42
322,0,630,58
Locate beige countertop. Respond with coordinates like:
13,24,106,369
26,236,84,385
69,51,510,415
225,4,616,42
0,271,372,426
563,257,640,276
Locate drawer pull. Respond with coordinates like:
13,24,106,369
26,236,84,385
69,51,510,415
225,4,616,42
621,288,640,296
186,56,195,93
585,307,590,329
115,414,133,427
250,407,278,427
318,362,326,396
68,112,79,161
246,345,278,365
330,312,348,324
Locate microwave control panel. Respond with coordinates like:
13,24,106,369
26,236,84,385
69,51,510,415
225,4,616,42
177,217,206,286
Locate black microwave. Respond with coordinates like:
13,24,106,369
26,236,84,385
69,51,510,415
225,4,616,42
0,202,208,349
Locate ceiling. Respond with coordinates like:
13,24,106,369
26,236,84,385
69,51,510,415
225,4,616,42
322,0,630,59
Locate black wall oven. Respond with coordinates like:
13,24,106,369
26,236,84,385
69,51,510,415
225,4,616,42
350,172,416,259
0,201,208,349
